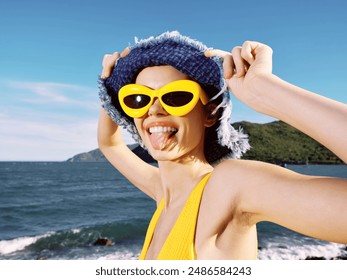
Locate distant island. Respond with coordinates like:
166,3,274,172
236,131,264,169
67,143,156,163
67,121,343,164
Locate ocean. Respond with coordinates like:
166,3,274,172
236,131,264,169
0,162,346,260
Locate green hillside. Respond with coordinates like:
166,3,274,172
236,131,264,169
235,121,342,164
67,121,343,164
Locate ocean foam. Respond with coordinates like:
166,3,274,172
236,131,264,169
258,242,345,260
0,233,53,255
96,252,139,260
71,228,81,234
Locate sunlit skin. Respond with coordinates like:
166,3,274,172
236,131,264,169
98,41,347,259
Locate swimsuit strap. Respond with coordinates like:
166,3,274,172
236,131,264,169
139,173,212,260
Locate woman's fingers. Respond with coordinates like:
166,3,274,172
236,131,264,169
204,49,230,58
120,47,130,58
241,41,273,73
205,41,272,80
101,52,120,78
231,46,249,78
240,41,255,65
205,48,248,79
100,47,131,78
205,49,235,79
222,54,234,79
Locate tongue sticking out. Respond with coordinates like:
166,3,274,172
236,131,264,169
148,127,177,150
149,132,173,150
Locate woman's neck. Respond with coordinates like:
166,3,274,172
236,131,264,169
157,158,213,208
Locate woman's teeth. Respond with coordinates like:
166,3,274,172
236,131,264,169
147,126,178,150
149,126,178,134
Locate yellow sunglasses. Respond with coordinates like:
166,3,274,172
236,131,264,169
118,80,209,118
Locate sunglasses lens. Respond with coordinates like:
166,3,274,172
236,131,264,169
162,91,194,107
124,94,151,109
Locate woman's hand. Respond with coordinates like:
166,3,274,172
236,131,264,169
100,47,130,79
205,42,274,113
207,41,347,163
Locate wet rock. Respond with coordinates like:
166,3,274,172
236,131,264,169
93,238,113,246
305,256,326,260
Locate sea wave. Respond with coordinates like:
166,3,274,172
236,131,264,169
258,242,346,260
0,233,53,255
1,223,346,260
0,221,147,259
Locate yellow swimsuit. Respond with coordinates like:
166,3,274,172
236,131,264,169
139,173,212,260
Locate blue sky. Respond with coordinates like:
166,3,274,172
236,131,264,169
1,0,346,161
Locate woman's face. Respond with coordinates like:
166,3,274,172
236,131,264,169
133,65,209,163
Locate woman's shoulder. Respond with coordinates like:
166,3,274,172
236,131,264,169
210,159,288,191
213,158,273,175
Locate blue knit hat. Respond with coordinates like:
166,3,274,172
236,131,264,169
98,31,250,164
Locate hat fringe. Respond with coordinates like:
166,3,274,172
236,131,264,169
216,97,251,160
133,31,208,54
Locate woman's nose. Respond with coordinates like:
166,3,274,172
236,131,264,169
148,98,168,116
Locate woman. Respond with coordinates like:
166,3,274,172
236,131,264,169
98,31,347,260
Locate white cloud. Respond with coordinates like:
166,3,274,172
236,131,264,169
0,113,98,161
0,80,135,161
5,80,98,110
0,112,135,161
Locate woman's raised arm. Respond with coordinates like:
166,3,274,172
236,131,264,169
206,42,347,162
98,52,160,200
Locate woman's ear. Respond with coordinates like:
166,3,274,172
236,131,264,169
204,102,219,128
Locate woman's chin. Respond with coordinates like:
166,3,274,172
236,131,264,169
148,148,179,162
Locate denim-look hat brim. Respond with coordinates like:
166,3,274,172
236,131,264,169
98,31,250,165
